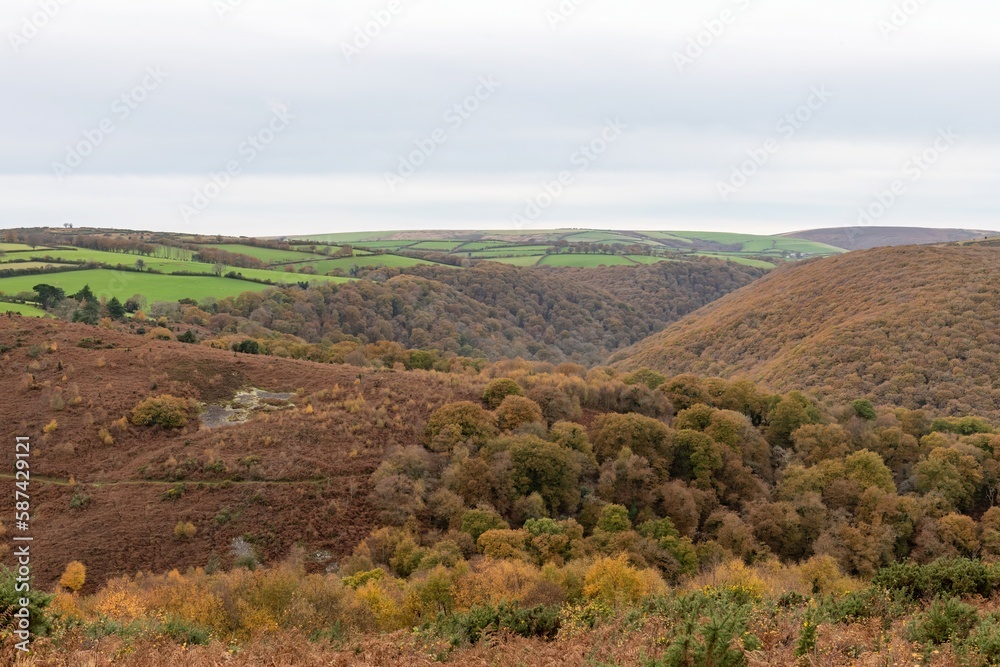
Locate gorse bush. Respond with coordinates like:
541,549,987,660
873,559,1000,602
905,596,978,645
427,601,561,647
645,592,753,667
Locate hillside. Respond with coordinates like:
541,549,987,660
784,226,998,251
145,260,767,366
612,244,1000,419
0,316,482,590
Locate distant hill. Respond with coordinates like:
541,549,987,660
612,244,1000,419
782,226,999,251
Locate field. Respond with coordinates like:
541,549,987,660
0,269,287,302
288,228,845,268
199,243,327,264
0,301,50,317
294,254,444,273
537,253,637,267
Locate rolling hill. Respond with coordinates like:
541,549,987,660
612,243,1000,419
783,226,999,251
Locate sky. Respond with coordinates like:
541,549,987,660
1,0,998,236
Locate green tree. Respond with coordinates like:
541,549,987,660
32,284,65,308
105,296,126,320
507,436,580,515
426,402,498,452
483,378,523,409
597,504,631,533
591,412,672,464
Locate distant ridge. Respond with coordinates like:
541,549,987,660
782,226,999,251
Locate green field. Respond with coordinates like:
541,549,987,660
197,244,324,264
408,241,464,251
693,253,776,269
295,254,448,274
0,270,287,303
624,255,675,265
488,255,543,266
537,254,637,267
0,262,75,271
0,302,51,317
0,243,51,252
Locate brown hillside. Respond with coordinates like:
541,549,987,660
612,244,1000,418
0,316,480,591
783,226,998,251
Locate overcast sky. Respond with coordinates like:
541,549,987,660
1,0,997,236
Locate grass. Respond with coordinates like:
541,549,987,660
0,243,53,252
692,253,776,268
0,269,286,303
295,254,449,273
537,254,637,267
0,302,50,317
625,255,675,264
408,241,465,251
196,244,324,264
485,255,543,266
0,261,76,270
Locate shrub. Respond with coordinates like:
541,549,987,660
483,378,523,409
584,554,663,606
647,592,751,667
430,602,561,646
0,566,54,637
59,561,87,592
873,559,1000,602
43,419,58,434
131,395,194,429
173,522,197,540
342,568,386,590
906,597,978,645
964,614,1000,666
232,339,260,355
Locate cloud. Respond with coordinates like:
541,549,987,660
1,0,998,233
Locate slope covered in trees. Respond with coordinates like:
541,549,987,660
613,244,1000,419
191,260,766,365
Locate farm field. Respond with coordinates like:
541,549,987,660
537,253,637,267
199,243,326,264
294,254,446,273
0,269,285,302
0,301,50,317
288,228,845,268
